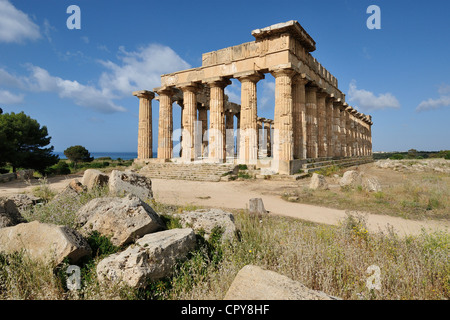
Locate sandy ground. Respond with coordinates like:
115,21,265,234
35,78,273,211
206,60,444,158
1,167,449,237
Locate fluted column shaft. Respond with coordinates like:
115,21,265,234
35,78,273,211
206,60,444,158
157,90,174,160
133,90,155,160
198,107,208,158
238,74,263,164
272,69,295,163
317,92,327,158
306,86,318,159
293,77,308,159
208,81,228,162
326,97,334,157
226,111,235,158
181,86,199,162
333,102,341,157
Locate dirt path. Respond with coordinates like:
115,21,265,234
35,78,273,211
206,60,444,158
150,178,450,237
1,172,449,237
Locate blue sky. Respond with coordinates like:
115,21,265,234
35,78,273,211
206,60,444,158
0,0,449,153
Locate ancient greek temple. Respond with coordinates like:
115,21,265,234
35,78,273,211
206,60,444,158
133,21,373,175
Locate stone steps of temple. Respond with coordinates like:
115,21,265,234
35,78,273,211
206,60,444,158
140,163,237,182
303,157,374,173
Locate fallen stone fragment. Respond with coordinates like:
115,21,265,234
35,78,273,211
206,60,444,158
174,208,236,241
76,194,165,246
109,170,153,201
224,265,339,300
309,173,329,190
81,169,109,190
0,221,91,265
248,198,268,215
0,198,26,228
96,228,196,288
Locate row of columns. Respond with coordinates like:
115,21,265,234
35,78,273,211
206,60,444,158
134,69,372,165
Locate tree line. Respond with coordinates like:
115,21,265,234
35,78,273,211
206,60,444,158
0,111,94,175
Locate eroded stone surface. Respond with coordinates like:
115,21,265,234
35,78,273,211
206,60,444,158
96,228,196,288
76,194,165,246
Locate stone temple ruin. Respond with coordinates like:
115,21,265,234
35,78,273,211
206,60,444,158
133,21,373,175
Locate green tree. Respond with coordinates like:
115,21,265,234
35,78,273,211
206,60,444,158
0,111,59,173
64,145,93,168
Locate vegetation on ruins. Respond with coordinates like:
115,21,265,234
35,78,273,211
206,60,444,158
1,180,448,300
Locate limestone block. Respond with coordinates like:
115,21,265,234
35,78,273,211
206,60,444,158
96,228,196,288
0,198,26,228
362,177,382,192
339,170,362,188
309,173,329,190
81,169,109,190
224,265,338,300
109,170,153,201
76,195,165,246
0,221,91,264
52,179,87,202
248,198,268,215
173,208,236,241
6,194,42,210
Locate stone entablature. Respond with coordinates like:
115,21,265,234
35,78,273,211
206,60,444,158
133,20,374,175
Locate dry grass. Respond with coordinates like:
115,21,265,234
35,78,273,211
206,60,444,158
1,185,448,300
166,211,449,300
284,170,450,221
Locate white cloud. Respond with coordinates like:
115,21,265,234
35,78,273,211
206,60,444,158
347,80,400,111
0,0,41,43
416,84,450,112
25,65,126,113
0,89,23,104
98,44,191,95
0,43,192,113
259,81,275,110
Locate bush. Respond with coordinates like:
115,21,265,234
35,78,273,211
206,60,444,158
445,152,450,160
51,161,71,175
390,154,404,160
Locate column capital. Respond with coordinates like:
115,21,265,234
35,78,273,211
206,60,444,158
270,68,296,78
154,86,176,97
292,73,309,85
305,85,319,92
235,71,265,83
133,90,155,100
204,77,232,88
316,90,329,99
178,82,202,93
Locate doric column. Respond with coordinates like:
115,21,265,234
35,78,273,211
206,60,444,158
180,84,200,162
198,106,208,158
257,117,263,158
133,90,155,160
344,108,351,157
306,85,318,159
326,96,334,157
235,112,241,158
316,91,328,158
207,79,230,162
237,72,264,164
346,110,353,157
292,76,308,159
264,121,271,157
333,101,342,157
272,69,295,164
225,111,235,158
156,88,175,160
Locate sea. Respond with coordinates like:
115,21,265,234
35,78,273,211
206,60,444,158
54,151,157,160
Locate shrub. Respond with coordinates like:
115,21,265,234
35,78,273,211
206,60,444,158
390,154,404,160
